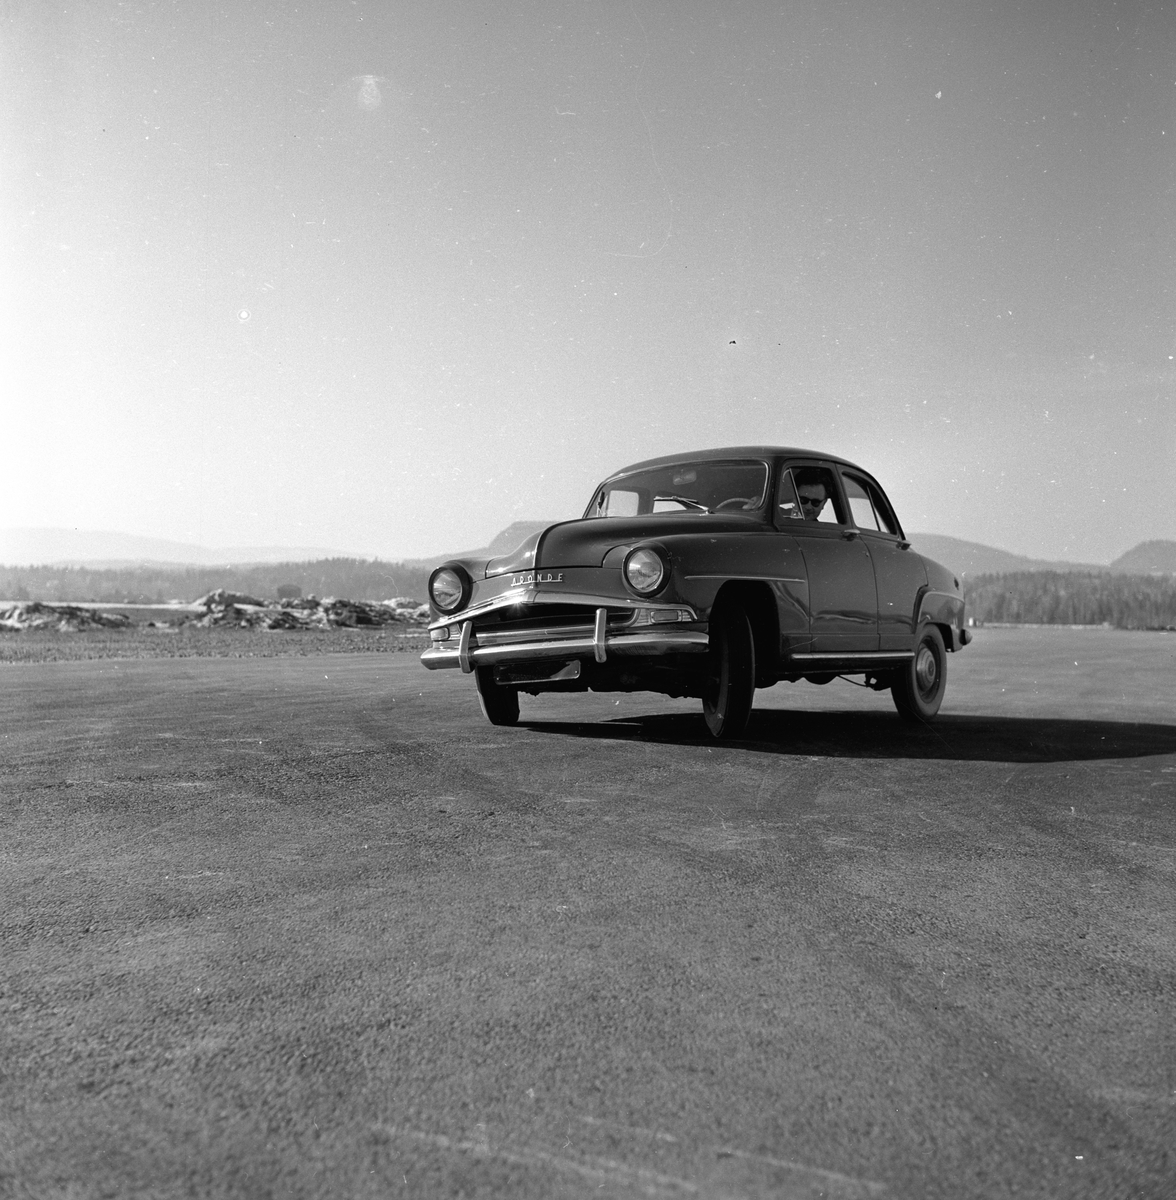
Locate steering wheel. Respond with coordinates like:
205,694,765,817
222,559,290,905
714,497,756,512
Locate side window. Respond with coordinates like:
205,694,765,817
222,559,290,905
842,475,881,531
604,489,640,517
842,472,900,536
865,480,900,536
789,465,845,525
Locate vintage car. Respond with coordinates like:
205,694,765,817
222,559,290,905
421,447,971,738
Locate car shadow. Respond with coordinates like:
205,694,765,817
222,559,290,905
519,709,1176,764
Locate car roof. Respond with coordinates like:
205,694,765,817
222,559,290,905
604,446,868,480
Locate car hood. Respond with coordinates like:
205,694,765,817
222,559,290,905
483,514,765,576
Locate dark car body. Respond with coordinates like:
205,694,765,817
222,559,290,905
421,446,970,735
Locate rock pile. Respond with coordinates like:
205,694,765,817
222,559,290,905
383,597,432,623
0,593,431,633
0,602,133,632
186,592,430,630
194,588,267,609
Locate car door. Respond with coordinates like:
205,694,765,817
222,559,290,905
839,469,928,651
778,462,878,653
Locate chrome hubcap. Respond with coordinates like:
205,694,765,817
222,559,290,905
915,645,938,693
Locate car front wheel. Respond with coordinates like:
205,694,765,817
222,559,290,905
702,603,755,739
475,667,520,726
892,624,946,722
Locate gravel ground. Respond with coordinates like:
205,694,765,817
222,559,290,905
0,627,430,662
2,628,1173,1200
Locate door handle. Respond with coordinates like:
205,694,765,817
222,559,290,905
841,529,859,540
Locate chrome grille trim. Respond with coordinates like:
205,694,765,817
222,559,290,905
593,607,608,663
428,589,697,633
458,619,473,674
421,629,710,671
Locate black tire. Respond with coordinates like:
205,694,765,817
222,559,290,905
475,667,520,726
702,603,756,739
892,624,947,722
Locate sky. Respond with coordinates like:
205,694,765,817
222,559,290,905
2,0,1174,562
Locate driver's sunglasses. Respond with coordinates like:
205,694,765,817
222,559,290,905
798,496,825,507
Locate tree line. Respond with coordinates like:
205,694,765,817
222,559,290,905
964,571,1176,629
4,562,1175,630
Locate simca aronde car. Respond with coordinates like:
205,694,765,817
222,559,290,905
421,447,971,738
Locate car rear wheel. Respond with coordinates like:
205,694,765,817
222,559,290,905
475,667,520,726
892,624,946,722
702,603,755,739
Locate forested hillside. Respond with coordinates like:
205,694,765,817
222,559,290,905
0,560,433,605
0,522,564,605
964,571,1176,629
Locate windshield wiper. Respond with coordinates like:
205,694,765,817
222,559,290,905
653,494,711,512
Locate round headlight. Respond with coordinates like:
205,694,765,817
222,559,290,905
624,547,666,595
429,566,469,613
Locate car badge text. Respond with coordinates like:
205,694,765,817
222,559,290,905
511,571,563,586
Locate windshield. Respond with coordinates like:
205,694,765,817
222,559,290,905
586,459,770,518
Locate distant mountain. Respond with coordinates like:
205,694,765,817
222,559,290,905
909,534,1176,578
6,523,1172,580
0,520,566,573
906,534,1107,578
0,527,361,568
1108,540,1176,575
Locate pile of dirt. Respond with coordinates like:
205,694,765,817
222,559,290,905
186,592,430,630
0,602,133,632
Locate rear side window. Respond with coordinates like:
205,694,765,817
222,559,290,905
843,475,881,530
842,472,899,535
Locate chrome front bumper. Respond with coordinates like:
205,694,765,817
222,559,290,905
421,611,709,673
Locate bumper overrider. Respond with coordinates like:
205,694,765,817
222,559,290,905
420,589,709,674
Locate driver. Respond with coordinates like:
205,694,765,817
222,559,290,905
794,472,829,521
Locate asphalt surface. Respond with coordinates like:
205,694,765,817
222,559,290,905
2,628,1174,1199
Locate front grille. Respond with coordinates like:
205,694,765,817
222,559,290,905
468,605,633,647
476,603,634,628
